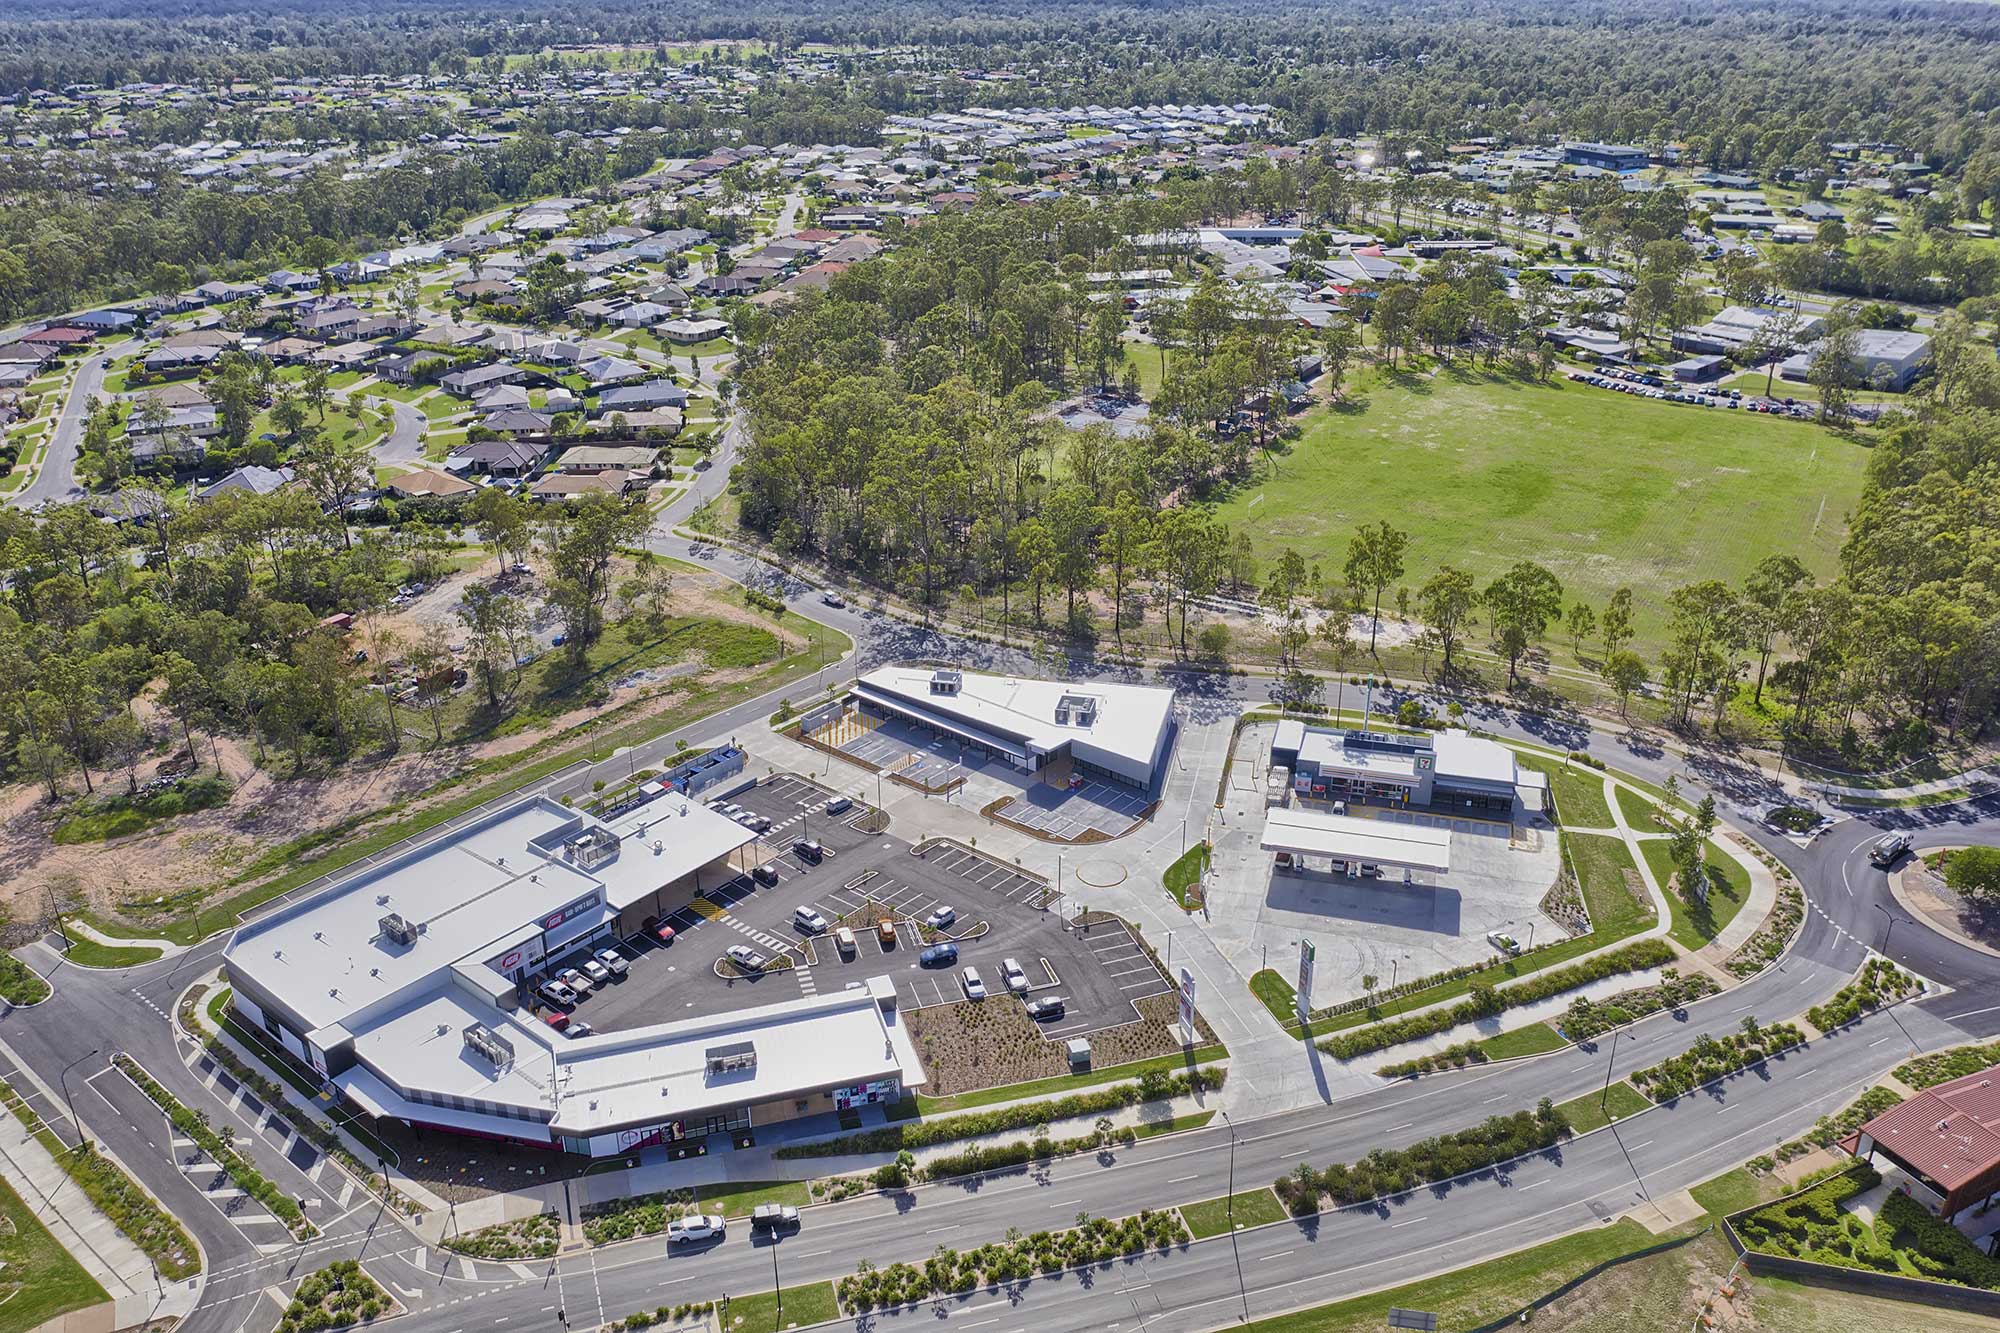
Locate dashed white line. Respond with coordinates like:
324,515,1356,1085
1390,1216,1428,1228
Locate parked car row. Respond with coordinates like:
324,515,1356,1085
1568,368,1816,419
534,946,631,1034
706,798,773,833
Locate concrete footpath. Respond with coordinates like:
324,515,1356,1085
0,1038,202,1328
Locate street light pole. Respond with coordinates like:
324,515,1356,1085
770,1236,781,1320
58,1047,100,1154
1220,1110,1248,1323
1873,902,1897,960
1598,1027,1620,1115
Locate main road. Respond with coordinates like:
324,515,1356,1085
7,402,2000,1333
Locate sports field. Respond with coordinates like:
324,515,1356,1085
1208,365,1870,649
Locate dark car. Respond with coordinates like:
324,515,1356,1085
643,917,677,945
750,1203,800,1233
751,863,780,887
919,942,959,967
1026,996,1066,1022
793,838,824,864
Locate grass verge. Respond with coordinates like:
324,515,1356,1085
0,1172,110,1333
1638,838,1753,950
721,1282,838,1333
1478,1021,1568,1060
1180,1188,1288,1239
913,1045,1227,1115
1164,842,1211,910
1553,1081,1651,1134
56,937,164,968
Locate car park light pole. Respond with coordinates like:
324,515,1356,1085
1220,1110,1248,1322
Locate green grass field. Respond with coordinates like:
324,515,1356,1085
0,1173,110,1333
1479,1021,1569,1060
1515,752,1614,827
1207,365,1869,649
720,1282,837,1333
1554,1080,1652,1133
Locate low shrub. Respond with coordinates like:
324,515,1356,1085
1807,958,1921,1032
1725,878,1803,978
1377,1041,1488,1078
443,1212,559,1259
1899,1040,2000,1090
1274,1101,1570,1213
773,1068,1224,1158
837,1210,1187,1310
277,1260,386,1333
1559,967,1719,1041
1629,1020,1806,1102
0,954,50,1005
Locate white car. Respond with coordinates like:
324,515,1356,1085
536,979,579,1007
668,1214,725,1245
926,906,957,930
579,957,612,984
594,947,629,977
961,965,986,1000
1000,957,1028,994
821,590,846,607
555,967,593,995
727,945,768,972
1485,931,1522,955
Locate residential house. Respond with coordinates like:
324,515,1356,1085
551,444,659,475
659,317,730,345
198,464,294,499
594,381,688,415
576,355,649,388
480,408,555,438
440,362,523,397
71,309,140,333
609,301,674,328
447,438,545,477
531,468,643,500
386,468,477,501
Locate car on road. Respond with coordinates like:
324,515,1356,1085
595,947,629,977
919,942,958,967
537,979,579,1007
579,957,613,984
1000,958,1028,994
925,905,957,930
556,967,593,995
961,965,986,1000
1869,833,1911,867
750,1203,800,1233
751,863,780,887
1025,996,1066,1022
727,945,769,972
820,590,845,607
668,1215,725,1245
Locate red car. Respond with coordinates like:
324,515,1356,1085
644,916,677,945
544,1011,570,1030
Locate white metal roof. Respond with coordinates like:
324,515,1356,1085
855,668,1173,772
225,794,756,1033
1259,807,1453,873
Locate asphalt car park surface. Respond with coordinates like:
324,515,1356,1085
529,773,1174,1042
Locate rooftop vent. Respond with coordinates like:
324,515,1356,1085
379,912,418,947
464,1023,516,1071
565,826,620,870
705,1040,757,1076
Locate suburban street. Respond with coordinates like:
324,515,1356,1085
12,337,131,507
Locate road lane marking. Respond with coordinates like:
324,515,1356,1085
1257,1250,1294,1261
1168,1174,1200,1183
1391,1216,1427,1228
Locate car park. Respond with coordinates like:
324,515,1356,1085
926,905,957,929
1026,996,1066,1022
961,965,986,999
537,979,578,1007
793,906,829,934
920,942,958,967
668,1215,725,1245
727,945,769,971
595,947,629,977
751,1203,800,1232
1001,957,1028,994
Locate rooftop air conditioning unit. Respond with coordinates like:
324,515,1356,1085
464,1023,516,1071
379,912,418,947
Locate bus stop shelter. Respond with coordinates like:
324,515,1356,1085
1259,806,1452,880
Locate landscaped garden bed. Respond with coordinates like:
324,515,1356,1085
1805,958,1921,1032
836,1210,1188,1310
906,983,1215,1094
1733,1163,2000,1289
1273,1101,1571,1214
443,1212,559,1259
277,1261,391,1333
1629,1021,1806,1102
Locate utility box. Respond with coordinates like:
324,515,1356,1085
1066,1038,1091,1068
